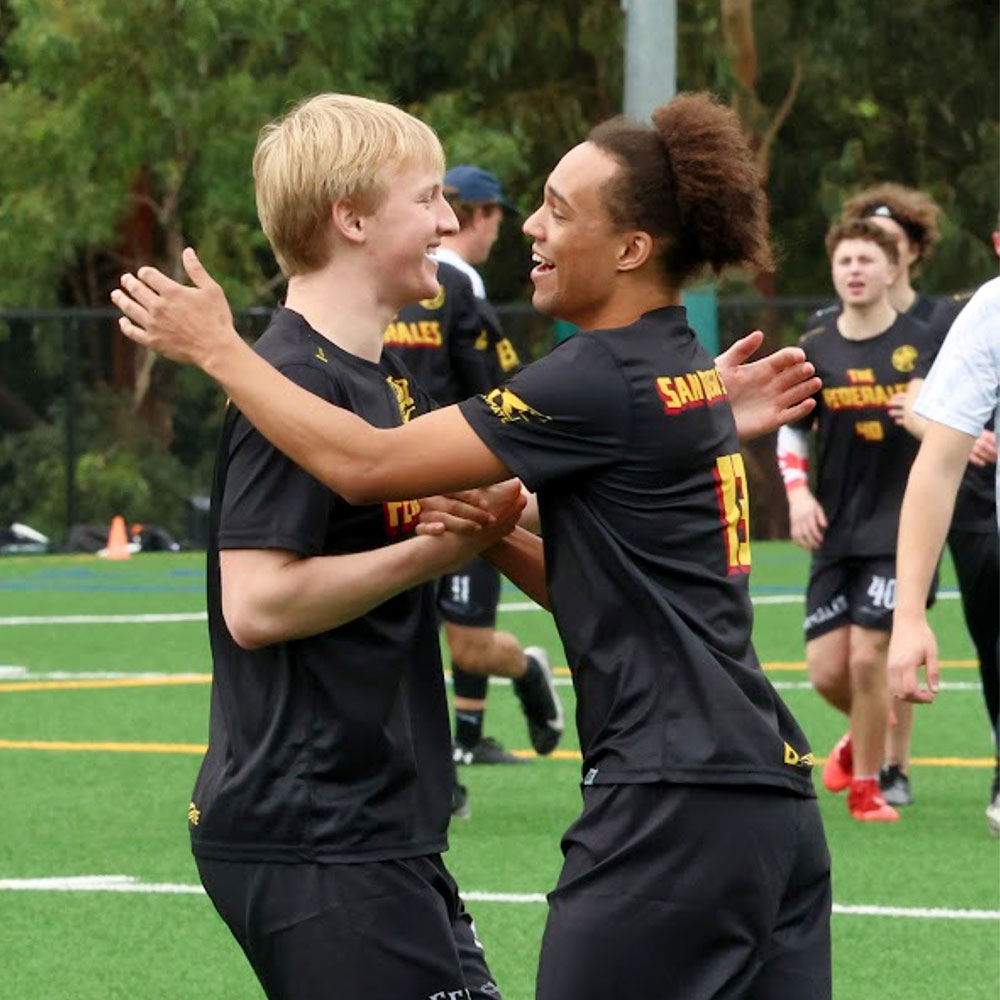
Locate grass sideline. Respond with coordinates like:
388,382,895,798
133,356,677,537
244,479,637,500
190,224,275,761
0,544,997,999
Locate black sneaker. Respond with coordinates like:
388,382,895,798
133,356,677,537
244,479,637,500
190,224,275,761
451,781,471,819
453,736,525,765
879,764,913,806
513,646,564,756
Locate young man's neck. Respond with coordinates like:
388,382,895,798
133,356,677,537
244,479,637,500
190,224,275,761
887,278,917,315
837,297,897,341
285,264,395,364
439,232,476,266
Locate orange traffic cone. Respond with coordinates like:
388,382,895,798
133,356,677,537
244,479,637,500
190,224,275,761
102,515,131,560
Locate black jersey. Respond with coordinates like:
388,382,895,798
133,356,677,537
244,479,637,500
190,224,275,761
794,312,934,558
913,292,996,533
477,297,523,386
805,292,937,331
191,307,452,864
459,306,814,795
384,262,493,405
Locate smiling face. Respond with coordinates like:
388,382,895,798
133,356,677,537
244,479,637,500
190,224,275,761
831,237,897,308
522,142,632,329
364,163,458,307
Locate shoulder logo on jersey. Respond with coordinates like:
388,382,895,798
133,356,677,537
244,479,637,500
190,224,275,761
384,499,422,536
783,742,815,768
655,367,728,415
482,387,551,424
315,346,328,364
386,376,417,423
891,344,918,373
419,284,445,310
187,801,201,827
474,330,489,350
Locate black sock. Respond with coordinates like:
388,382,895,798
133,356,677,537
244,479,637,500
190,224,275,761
455,709,484,749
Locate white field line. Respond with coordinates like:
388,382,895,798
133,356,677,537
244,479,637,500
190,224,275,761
0,590,963,626
0,876,995,920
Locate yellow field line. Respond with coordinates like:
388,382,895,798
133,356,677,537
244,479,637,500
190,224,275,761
0,660,979,692
0,674,212,693
0,738,992,767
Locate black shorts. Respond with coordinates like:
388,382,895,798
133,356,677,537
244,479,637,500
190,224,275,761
803,555,937,642
536,782,831,1000
196,853,500,1000
438,558,501,628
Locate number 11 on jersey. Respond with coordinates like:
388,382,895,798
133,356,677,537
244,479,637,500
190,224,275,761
713,452,751,574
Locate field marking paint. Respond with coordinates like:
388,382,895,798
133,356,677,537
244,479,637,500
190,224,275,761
0,876,995,920
0,673,211,693
0,737,991,768
0,590,963,627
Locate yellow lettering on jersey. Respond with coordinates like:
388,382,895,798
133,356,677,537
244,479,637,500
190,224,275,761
822,382,908,411
713,453,751,575
383,499,422,535
846,368,875,385
188,801,201,826
475,330,489,351
495,337,520,372
418,321,442,346
783,743,816,767
855,420,884,441
656,368,729,415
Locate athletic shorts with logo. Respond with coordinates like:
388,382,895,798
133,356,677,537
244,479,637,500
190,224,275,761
535,782,831,1000
437,557,501,629
804,555,937,641
196,853,500,1000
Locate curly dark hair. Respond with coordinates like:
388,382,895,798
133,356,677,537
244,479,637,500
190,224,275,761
824,218,901,265
588,92,773,286
841,183,941,264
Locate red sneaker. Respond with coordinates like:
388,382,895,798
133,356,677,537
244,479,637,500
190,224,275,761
822,733,853,793
848,778,900,822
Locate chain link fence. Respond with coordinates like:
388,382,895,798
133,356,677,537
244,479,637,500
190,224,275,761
0,298,831,549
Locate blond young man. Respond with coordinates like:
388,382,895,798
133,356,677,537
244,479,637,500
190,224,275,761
163,94,521,999
778,219,935,822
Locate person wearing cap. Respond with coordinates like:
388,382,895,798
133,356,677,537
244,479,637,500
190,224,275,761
413,164,565,772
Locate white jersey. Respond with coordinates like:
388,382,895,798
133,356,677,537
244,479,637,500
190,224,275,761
434,246,486,300
915,275,1000,530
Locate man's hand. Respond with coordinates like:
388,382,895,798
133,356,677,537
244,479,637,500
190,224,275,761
787,486,827,550
888,616,940,704
887,391,908,425
969,429,997,467
428,480,526,573
716,330,820,442
110,247,240,369
417,482,525,536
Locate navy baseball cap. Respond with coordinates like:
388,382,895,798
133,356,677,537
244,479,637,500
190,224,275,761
443,165,517,213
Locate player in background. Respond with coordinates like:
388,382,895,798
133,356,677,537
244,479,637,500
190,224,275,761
388,165,563,770
806,183,941,330
114,91,832,999
778,218,934,822
890,221,1000,827
386,257,563,803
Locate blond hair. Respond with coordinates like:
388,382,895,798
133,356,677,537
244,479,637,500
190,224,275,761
253,94,445,275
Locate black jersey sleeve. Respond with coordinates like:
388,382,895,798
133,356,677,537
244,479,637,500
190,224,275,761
458,333,630,491
217,362,337,557
913,294,970,378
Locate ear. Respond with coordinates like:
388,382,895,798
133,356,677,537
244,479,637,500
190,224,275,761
331,199,367,246
616,230,654,272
